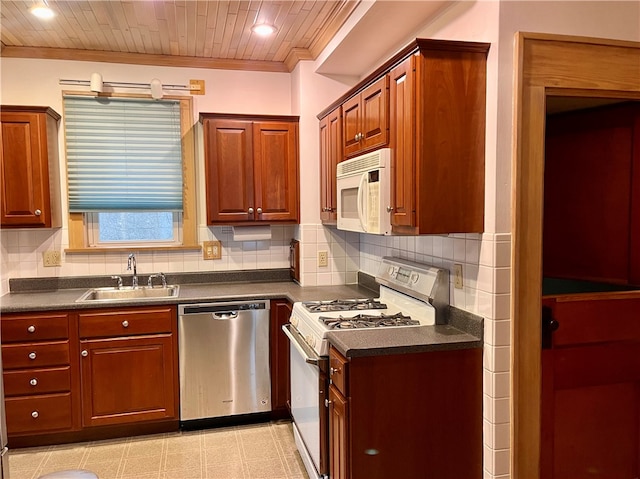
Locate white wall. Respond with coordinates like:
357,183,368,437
0,58,295,294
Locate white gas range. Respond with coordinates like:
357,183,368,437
289,256,450,356
282,257,450,479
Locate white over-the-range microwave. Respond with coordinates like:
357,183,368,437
336,147,392,235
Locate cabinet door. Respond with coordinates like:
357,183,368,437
320,108,341,224
342,76,389,158
0,111,51,227
541,295,640,479
253,121,299,222
329,385,349,479
203,119,255,223
342,95,361,158
270,299,292,417
360,76,388,152
80,334,177,427
389,56,415,229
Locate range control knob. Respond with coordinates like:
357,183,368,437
290,316,299,328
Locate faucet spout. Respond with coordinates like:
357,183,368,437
127,253,138,288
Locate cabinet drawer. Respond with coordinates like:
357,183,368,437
1,313,69,342
3,366,71,396
2,341,70,369
79,307,174,338
5,392,73,435
329,348,348,396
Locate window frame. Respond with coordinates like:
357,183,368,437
64,91,198,252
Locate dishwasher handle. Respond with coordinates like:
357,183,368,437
213,311,238,320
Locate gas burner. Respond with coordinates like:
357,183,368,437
319,313,418,329
302,299,387,312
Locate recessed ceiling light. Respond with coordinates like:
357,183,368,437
251,23,277,36
30,1,55,19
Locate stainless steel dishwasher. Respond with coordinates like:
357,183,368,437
178,300,271,423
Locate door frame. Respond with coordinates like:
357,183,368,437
512,32,640,478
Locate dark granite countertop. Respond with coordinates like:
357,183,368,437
0,281,377,313
326,306,483,358
1,270,483,356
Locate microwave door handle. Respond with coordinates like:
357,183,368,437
357,172,368,232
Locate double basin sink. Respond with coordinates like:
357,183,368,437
76,285,180,302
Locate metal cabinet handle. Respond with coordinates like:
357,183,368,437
330,366,341,375
34,209,42,216
27,325,36,333
28,352,36,360
325,399,332,407
30,378,38,386
386,206,394,213
81,350,88,357
248,207,254,214
256,207,262,214
122,320,129,328
31,411,39,418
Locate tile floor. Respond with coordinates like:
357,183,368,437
8,421,309,479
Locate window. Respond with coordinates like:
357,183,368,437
63,93,197,251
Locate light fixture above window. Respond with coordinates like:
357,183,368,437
30,0,55,19
251,23,277,36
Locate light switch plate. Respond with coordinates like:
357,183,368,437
203,240,222,260
453,263,463,289
43,250,61,267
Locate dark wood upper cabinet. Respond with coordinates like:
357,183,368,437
390,42,489,235
317,39,489,235
201,113,299,225
342,76,389,158
319,107,342,224
544,102,640,286
1,106,62,228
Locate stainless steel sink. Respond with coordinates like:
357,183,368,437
76,285,180,302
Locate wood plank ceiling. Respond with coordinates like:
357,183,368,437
0,1,360,72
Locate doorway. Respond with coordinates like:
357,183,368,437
512,33,640,478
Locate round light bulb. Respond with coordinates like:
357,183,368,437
251,24,276,36
30,5,55,19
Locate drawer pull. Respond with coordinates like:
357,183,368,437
30,378,38,386
325,399,332,407
122,320,129,328
28,352,37,360
330,367,341,375
27,325,36,333
31,411,39,419
81,350,88,357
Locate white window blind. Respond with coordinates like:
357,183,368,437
64,96,183,212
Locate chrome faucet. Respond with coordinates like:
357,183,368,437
148,272,167,288
127,253,138,288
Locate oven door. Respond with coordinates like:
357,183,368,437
282,325,328,479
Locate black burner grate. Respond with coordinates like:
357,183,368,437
319,312,418,329
302,299,387,312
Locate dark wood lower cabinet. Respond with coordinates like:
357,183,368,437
2,306,179,447
329,384,348,479
328,346,482,479
80,334,177,427
270,299,292,419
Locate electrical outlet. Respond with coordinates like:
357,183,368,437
454,263,464,289
203,240,222,260
43,250,61,267
318,250,328,267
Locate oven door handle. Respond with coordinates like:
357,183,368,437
282,324,320,366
